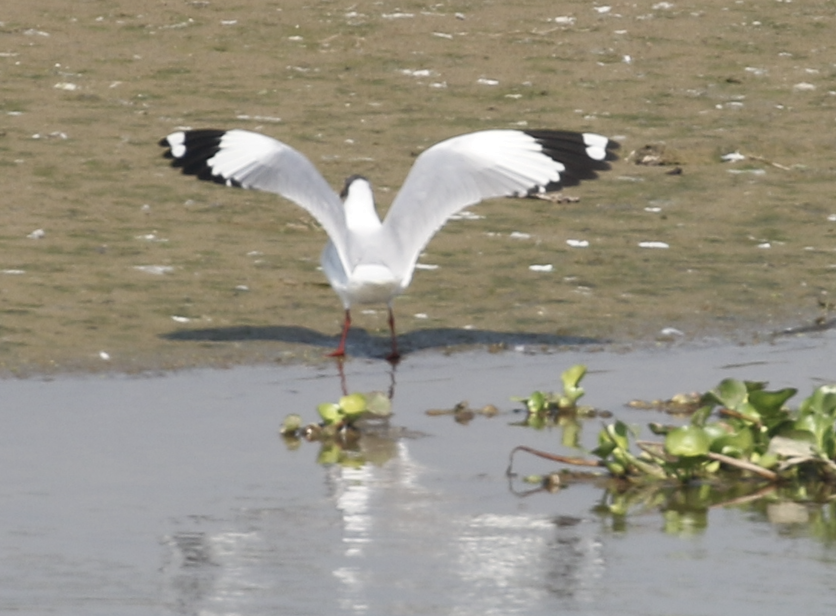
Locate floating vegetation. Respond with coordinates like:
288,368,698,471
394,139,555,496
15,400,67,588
511,364,611,434
626,391,702,416
425,401,500,424
280,391,396,465
281,391,392,438
279,391,431,466
509,369,836,495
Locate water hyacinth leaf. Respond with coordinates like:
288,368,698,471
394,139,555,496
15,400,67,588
557,395,575,410
749,387,796,418
824,426,836,459
755,452,779,469
598,420,631,452
591,421,629,458
736,401,765,422
743,380,767,393
690,404,714,427
799,385,836,417
604,461,627,478
280,413,302,435
767,435,815,459
706,378,749,410
711,427,755,458
339,393,368,418
665,425,711,457
526,391,547,413
560,364,586,405
364,391,392,416
317,402,342,424
792,414,831,451
701,422,729,444
591,439,616,459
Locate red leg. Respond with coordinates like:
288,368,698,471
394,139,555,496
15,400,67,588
385,306,401,363
327,309,351,358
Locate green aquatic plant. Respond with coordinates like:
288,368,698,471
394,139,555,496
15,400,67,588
652,379,836,482
280,391,393,441
425,401,500,424
510,377,836,486
512,364,602,429
515,363,587,412
280,391,400,467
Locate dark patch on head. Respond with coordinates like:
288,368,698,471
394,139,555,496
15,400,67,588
340,174,369,199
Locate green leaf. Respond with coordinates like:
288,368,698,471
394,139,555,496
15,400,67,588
602,420,631,451
591,440,616,459
604,461,626,477
556,395,575,410
279,413,302,436
767,434,815,458
317,402,342,425
711,427,755,457
710,378,749,410
364,391,392,416
526,391,547,413
793,414,831,450
754,452,778,469
701,422,729,443
823,426,835,459
749,387,796,418
560,364,587,405
339,393,368,418
799,385,836,417
665,425,711,457
690,404,714,427
743,380,767,393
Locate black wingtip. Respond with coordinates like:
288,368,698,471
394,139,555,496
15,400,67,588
523,129,620,189
159,129,236,186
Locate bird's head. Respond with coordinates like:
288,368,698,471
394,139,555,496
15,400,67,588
340,175,381,231
340,174,372,200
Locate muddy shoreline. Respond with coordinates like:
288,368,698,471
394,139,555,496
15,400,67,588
2,0,834,375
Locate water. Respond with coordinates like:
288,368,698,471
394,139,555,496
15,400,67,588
2,332,835,615
2,0,836,371
2,1,836,612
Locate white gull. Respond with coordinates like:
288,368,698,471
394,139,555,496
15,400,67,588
159,128,619,361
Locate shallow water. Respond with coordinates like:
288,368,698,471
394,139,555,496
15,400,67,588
1,0,836,371
2,332,835,615
2,1,836,612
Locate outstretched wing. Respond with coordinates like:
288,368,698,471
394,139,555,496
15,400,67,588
381,129,619,280
160,129,350,263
